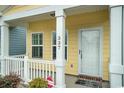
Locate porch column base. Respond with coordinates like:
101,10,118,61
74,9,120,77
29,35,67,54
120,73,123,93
55,84,66,88
55,65,66,88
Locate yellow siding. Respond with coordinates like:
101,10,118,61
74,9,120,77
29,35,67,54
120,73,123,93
27,9,110,81
3,5,46,16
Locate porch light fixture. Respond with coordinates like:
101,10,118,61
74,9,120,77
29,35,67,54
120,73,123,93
50,13,55,17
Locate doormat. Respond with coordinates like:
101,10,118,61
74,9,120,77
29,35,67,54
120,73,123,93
75,79,102,88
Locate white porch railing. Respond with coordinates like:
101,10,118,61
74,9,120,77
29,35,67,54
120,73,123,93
10,54,25,59
0,56,56,86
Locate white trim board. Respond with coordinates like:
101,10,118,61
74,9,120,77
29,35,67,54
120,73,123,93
3,5,79,21
78,27,103,78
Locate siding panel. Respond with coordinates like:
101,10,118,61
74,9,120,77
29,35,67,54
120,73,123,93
9,27,26,55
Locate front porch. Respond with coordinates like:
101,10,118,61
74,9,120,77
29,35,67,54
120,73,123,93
0,5,124,88
0,5,110,88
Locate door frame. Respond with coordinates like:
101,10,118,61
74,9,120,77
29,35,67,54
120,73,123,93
78,27,103,78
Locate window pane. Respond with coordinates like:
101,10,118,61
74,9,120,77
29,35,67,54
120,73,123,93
52,32,67,45
35,34,38,45
39,34,43,45
32,34,38,45
65,46,67,60
52,32,56,45
65,32,67,45
32,47,38,57
32,34,43,45
39,46,43,58
32,34,35,45
32,46,43,58
52,46,56,59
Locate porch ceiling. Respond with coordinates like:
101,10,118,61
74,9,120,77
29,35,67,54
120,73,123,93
7,11,55,26
65,5,108,16
7,5,109,26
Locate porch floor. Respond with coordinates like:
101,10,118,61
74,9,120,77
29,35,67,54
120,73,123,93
19,74,110,88
65,75,110,88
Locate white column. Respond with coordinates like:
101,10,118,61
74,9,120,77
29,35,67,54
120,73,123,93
0,21,9,56
55,9,66,88
0,21,9,76
109,5,124,88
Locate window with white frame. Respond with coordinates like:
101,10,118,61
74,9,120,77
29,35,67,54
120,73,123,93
32,33,43,58
52,31,68,60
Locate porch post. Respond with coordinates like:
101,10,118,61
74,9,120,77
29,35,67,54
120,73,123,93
110,5,124,87
0,21,9,56
55,9,66,88
0,20,9,75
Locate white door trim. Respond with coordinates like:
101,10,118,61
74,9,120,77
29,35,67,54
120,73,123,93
78,27,103,78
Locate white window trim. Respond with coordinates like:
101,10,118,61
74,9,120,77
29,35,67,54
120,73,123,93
31,32,44,59
51,31,68,61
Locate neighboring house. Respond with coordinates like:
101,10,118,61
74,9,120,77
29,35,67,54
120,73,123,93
0,5,123,88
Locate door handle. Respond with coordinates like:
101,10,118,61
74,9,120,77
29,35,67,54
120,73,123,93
79,49,82,59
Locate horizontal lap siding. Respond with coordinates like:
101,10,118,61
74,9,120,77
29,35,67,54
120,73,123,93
27,9,110,80
103,21,110,80
9,27,26,55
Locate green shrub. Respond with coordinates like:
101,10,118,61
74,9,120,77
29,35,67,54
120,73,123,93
0,73,22,88
29,78,48,88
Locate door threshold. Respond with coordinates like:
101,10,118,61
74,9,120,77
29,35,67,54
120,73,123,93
78,74,102,81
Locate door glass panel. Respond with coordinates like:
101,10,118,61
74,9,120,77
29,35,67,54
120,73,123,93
81,30,100,76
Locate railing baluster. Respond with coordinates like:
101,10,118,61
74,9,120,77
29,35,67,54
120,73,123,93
20,60,22,78
22,60,24,79
27,61,29,81
36,62,38,78
39,64,41,78
8,59,10,74
49,63,51,76
6,59,7,75
18,60,20,75
15,60,16,73
42,64,44,78
20,60,21,78
31,62,32,80
7,59,9,75
33,62,35,79
52,65,55,82
17,60,19,75
45,63,47,79
6,59,8,75
11,60,13,73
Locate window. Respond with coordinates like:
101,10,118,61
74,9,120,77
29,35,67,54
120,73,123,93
32,33,43,58
52,31,68,60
